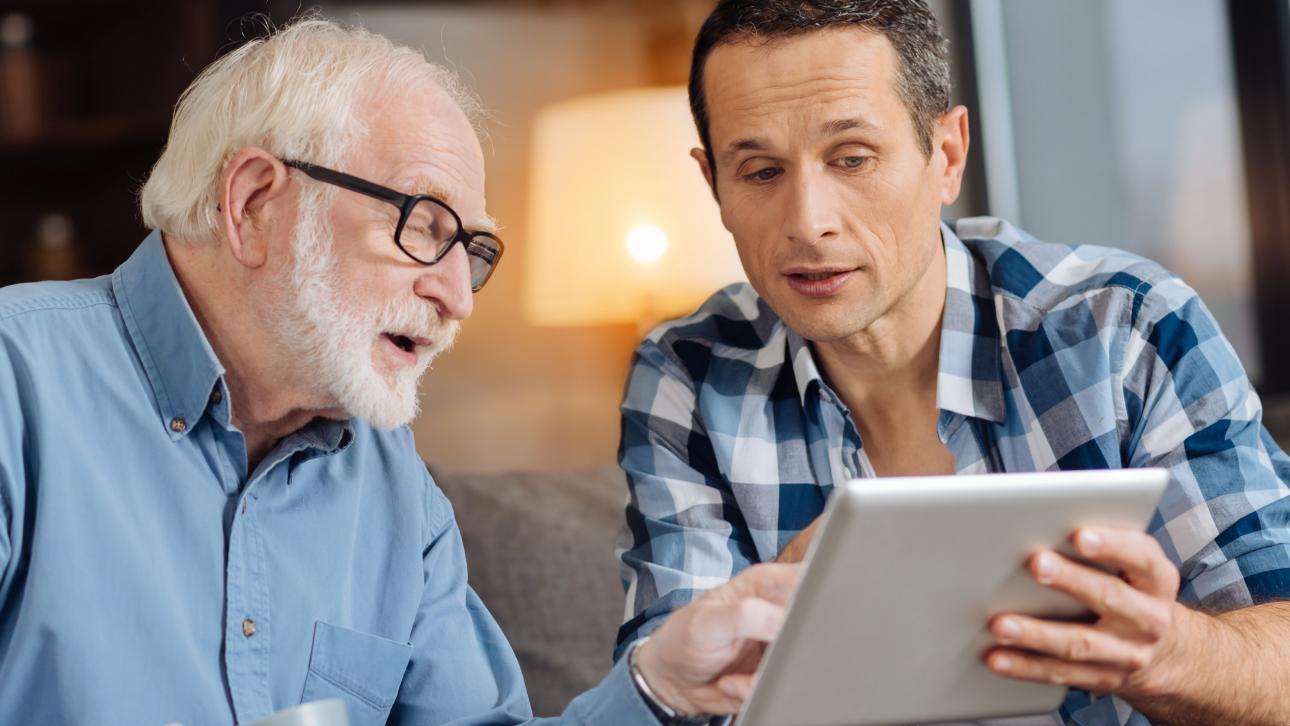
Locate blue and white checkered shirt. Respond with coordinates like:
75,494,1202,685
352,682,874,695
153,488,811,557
615,217,1290,725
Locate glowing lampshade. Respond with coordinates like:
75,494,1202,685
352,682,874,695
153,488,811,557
524,86,745,327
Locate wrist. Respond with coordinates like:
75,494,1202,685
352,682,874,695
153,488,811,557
1122,602,1290,726
1129,602,1213,703
630,637,707,723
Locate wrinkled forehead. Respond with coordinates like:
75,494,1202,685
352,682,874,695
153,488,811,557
703,28,905,143
350,80,492,231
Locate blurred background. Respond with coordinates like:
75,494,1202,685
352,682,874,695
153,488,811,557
3,0,1290,473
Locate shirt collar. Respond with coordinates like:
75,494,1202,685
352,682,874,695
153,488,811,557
112,231,360,451
936,222,1006,423
295,418,354,456
788,327,824,408
112,231,224,439
787,222,1007,424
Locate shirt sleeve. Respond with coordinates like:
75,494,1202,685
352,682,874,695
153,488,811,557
1121,277,1290,609
614,338,760,662
1060,275,1290,726
391,477,661,726
0,331,22,587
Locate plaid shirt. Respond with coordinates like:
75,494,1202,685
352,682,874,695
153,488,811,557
616,217,1290,725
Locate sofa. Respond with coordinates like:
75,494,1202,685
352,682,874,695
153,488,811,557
433,466,628,716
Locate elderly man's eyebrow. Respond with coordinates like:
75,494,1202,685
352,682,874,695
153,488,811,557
403,174,498,234
406,176,456,202
470,215,500,235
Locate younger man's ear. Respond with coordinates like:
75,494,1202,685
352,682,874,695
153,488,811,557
690,147,719,203
217,148,292,269
934,105,970,207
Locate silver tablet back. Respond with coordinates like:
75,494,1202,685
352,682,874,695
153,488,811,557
738,468,1169,726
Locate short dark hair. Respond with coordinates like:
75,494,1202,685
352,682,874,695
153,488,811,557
689,0,951,175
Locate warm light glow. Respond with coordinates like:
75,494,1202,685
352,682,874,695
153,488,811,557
625,225,668,263
525,86,746,327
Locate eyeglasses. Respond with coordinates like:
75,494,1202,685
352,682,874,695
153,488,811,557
281,159,504,292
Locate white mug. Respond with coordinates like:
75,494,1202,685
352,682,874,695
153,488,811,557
243,699,350,726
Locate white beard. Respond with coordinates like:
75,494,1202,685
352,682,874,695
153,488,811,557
266,185,460,429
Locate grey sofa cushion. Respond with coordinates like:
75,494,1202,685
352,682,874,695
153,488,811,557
432,466,628,717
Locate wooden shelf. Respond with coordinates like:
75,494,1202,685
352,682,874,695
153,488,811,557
0,114,167,155
0,0,240,285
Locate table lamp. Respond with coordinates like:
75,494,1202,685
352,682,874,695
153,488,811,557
524,86,746,331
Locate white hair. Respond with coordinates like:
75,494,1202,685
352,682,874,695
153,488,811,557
139,15,482,243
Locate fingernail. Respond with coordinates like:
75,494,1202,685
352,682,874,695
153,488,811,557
1079,528,1102,552
1035,552,1057,583
996,618,1021,642
992,654,1012,671
719,680,742,698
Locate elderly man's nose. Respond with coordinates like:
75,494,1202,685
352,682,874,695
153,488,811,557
415,243,474,321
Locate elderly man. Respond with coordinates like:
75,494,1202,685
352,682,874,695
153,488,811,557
617,1,1290,724
0,18,795,726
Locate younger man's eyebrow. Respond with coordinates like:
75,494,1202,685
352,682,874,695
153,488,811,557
721,138,770,165
821,116,878,136
719,117,880,165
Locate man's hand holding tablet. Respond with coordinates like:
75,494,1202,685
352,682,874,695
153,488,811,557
984,525,1204,711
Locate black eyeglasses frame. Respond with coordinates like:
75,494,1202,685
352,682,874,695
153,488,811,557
281,158,503,292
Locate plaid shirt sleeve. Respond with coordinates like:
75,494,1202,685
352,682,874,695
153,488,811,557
613,336,760,662
1059,275,1290,725
1123,276,1290,608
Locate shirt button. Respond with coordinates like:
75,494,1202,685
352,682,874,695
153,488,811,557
210,388,223,405
242,618,256,638
169,417,187,433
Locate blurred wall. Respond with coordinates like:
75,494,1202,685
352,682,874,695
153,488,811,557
988,0,1260,380
323,3,693,473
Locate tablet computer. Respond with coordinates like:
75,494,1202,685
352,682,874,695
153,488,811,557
738,468,1170,726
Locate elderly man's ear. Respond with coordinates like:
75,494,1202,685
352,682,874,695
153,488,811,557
217,148,293,269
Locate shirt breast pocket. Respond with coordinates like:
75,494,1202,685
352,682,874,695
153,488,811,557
300,621,413,726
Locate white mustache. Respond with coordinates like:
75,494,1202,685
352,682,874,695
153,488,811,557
373,298,460,357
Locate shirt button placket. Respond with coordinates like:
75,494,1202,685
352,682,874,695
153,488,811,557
225,482,272,721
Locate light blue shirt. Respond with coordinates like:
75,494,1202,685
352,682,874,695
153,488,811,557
0,232,658,726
